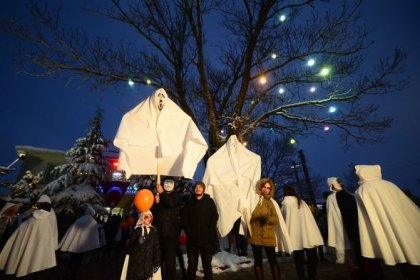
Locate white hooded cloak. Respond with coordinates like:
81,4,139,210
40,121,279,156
58,206,100,253
203,135,261,237
114,88,208,179
326,181,350,252
355,165,420,265
281,196,323,251
0,208,58,277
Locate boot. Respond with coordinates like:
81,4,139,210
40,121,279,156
254,265,263,280
270,263,281,280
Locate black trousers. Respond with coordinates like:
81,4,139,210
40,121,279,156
186,245,213,280
160,236,178,280
293,247,318,280
251,244,278,267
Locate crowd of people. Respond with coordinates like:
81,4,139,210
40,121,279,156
0,164,419,280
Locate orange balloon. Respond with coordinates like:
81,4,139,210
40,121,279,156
134,189,154,212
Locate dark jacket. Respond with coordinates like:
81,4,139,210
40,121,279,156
182,193,218,248
153,191,183,239
125,226,160,280
336,190,359,242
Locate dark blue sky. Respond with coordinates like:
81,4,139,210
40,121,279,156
1,1,419,196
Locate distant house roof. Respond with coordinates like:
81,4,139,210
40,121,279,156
15,145,66,163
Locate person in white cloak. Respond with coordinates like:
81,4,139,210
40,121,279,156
0,195,58,278
203,135,261,255
59,204,101,279
114,88,208,179
240,178,293,280
281,185,323,280
0,202,19,252
326,177,374,280
355,165,420,279
326,177,351,265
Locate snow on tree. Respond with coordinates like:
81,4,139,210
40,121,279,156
4,170,44,207
42,109,107,216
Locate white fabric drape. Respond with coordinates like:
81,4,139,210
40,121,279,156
281,196,323,251
355,165,420,265
203,135,261,237
0,209,57,277
114,88,208,179
326,192,350,251
58,213,100,253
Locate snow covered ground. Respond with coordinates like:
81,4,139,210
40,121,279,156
178,250,254,277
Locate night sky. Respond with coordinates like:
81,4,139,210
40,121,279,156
1,1,419,197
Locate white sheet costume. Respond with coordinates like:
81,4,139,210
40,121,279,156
355,165,420,265
203,135,261,237
0,196,58,277
58,206,100,253
326,178,350,263
114,88,208,179
281,196,323,251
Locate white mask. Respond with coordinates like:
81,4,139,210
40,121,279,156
163,180,175,192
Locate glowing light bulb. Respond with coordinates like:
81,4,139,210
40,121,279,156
146,79,152,85
271,53,277,59
279,14,286,22
309,86,316,93
323,125,330,131
259,76,267,85
328,106,337,113
307,58,315,67
290,138,296,145
319,67,331,77
128,79,134,86
278,88,285,94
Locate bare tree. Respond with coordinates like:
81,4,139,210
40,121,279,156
2,0,406,155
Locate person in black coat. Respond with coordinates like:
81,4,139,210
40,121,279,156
182,181,218,280
153,179,184,280
125,210,160,280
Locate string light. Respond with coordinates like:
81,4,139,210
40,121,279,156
278,88,285,94
146,79,152,85
328,106,337,113
319,67,331,77
323,125,330,131
271,53,277,59
309,86,316,93
279,14,286,22
259,76,267,85
307,58,316,67
289,138,296,145
128,79,134,86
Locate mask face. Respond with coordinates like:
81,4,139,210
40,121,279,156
163,180,175,192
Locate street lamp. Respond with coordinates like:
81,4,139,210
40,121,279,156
0,152,26,176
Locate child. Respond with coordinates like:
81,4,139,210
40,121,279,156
122,210,160,280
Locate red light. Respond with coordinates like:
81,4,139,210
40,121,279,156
108,158,119,170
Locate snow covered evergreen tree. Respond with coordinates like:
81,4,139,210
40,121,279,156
5,170,44,207
42,109,107,216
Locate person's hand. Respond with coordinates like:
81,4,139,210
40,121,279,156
155,193,160,203
259,217,268,225
156,183,164,194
